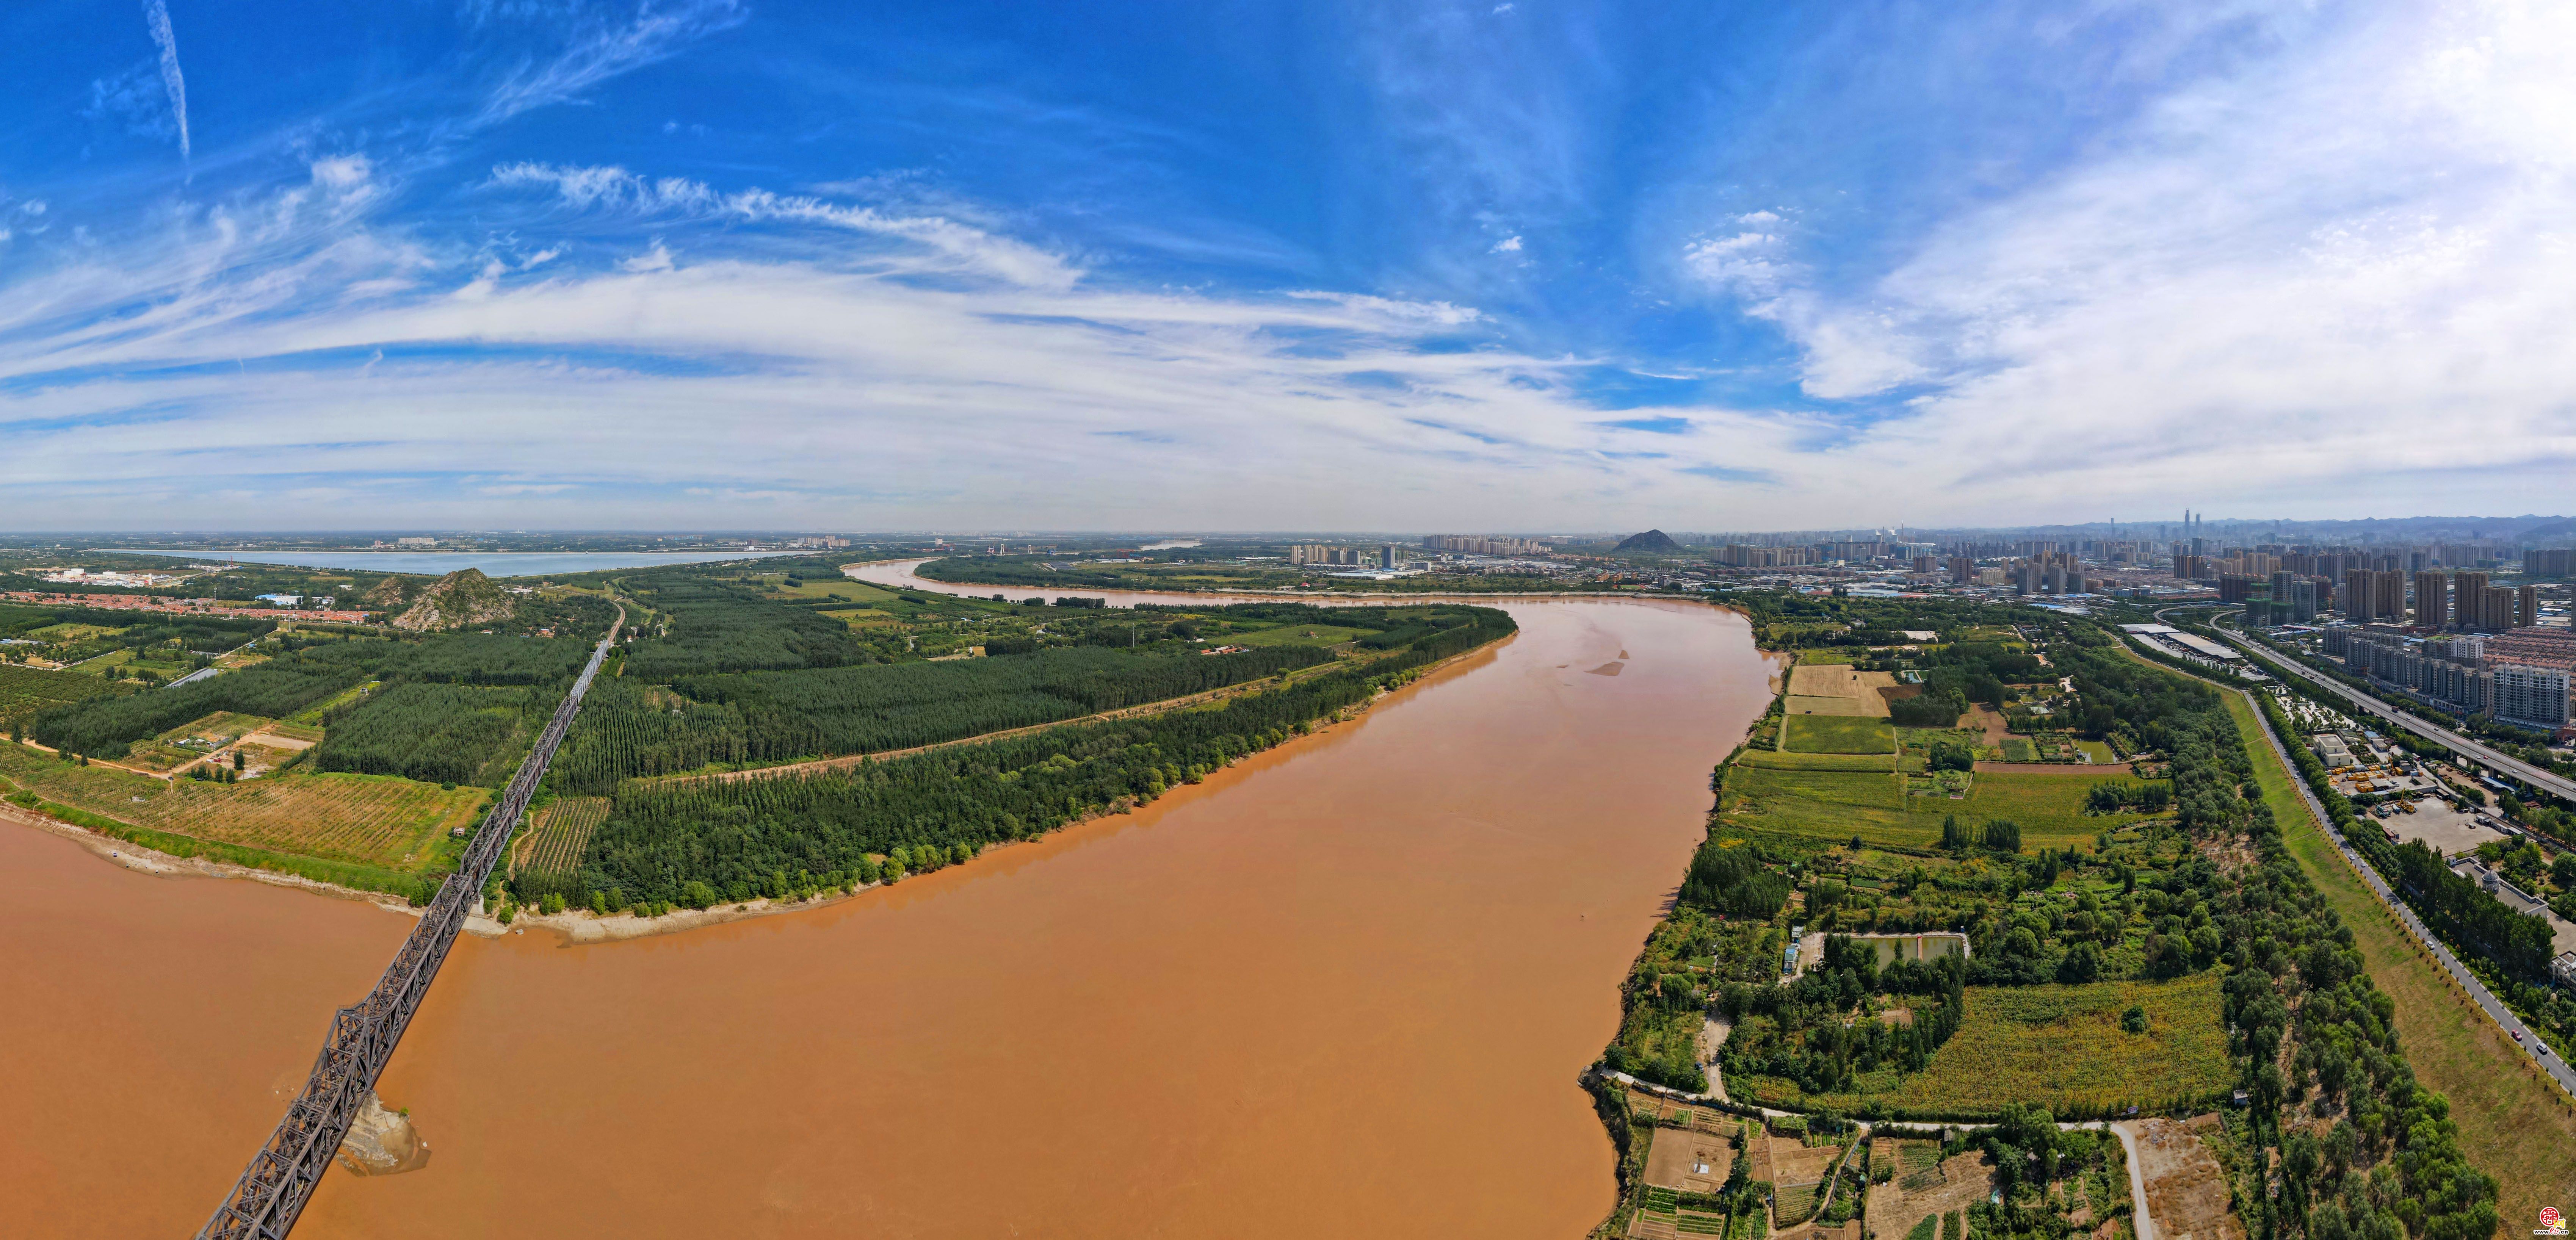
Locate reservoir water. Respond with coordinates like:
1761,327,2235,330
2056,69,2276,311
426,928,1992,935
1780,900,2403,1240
104,550,793,578
3,569,1775,1238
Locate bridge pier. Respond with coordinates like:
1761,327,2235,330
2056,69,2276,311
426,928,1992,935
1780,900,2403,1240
335,1092,429,1177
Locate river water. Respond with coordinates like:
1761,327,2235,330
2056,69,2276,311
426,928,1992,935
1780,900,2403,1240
4,568,1773,1239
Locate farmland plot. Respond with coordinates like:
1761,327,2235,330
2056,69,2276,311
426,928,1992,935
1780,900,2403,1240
1737,975,2230,1117
1720,766,2167,854
0,742,478,870
516,796,609,876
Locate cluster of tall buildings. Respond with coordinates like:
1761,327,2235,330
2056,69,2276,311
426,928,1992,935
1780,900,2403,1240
1420,535,1548,556
2326,626,2574,730
2527,548,2576,576
1713,543,1816,568
1290,544,1399,568
2328,568,2538,630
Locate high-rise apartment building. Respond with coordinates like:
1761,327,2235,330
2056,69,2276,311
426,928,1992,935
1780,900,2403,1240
2481,586,2515,631
2342,568,2405,623
2525,548,2574,577
2518,585,2539,629
2493,664,2573,730
2411,571,2449,629
2452,572,2489,624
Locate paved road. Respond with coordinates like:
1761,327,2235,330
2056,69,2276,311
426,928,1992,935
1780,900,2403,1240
2207,623,2576,805
2086,1122,2155,1240
2234,680,2576,1098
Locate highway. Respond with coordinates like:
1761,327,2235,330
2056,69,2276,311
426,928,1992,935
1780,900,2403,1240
2231,664,2576,1097
2206,621,2576,804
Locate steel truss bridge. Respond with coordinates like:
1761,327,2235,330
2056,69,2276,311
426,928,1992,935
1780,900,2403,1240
195,612,622,1240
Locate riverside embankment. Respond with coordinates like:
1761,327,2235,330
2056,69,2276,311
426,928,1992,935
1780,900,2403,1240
7,576,1774,1239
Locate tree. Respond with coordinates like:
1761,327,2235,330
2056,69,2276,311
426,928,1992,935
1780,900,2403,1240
2120,1005,2147,1033
232,749,246,772
2056,942,2101,984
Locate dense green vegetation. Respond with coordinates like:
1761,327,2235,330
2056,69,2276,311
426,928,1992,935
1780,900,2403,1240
315,683,555,787
553,644,1329,791
1601,593,2504,1240
0,664,137,732
31,659,364,758
519,607,1515,907
28,629,598,759
618,575,867,678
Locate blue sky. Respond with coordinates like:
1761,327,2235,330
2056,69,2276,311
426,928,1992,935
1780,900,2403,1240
4,0,2573,531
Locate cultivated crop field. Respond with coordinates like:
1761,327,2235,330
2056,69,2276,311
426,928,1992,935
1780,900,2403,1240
0,742,479,870
1720,766,2165,853
0,664,136,730
517,796,609,876
1781,714,1895,754
1738,974,2230,1116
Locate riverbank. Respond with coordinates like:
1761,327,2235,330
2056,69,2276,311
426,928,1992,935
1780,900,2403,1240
28,588,1774,1237
3,628,1506,949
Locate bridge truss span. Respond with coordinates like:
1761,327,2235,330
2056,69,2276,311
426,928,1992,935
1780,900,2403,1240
195,609,622,1240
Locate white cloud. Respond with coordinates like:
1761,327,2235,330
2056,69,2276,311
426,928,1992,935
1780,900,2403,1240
618,240,673,272
141,0,190,158
1681,230,1796,301
1491,235,1523,253
1683,0,2576,514
0,163,1808,529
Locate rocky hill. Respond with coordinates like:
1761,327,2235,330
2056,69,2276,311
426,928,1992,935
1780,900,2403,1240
362,577,412,610
1615,529,1681,552
392,568,517,631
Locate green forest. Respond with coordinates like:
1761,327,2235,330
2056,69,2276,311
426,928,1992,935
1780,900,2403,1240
528,598,1525,907
314,682,557,787
552,643,1331,791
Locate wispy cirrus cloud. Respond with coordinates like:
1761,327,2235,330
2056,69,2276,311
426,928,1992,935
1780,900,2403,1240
485,162,1081,290
475,0,748,125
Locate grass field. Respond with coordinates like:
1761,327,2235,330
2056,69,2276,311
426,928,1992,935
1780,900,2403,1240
0,664,137,730
2216,687,2576,1222
1739,750,1904,772
1784,694,1882,717
1738,975,2230,1117
1782,715,1895,754
158,711,271,746
1721,766,2163,853
1233,622,1371,647
0,741,479,871
517,795,609,876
